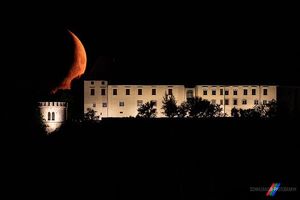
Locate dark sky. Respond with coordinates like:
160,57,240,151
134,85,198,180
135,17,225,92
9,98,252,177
8,9,300,98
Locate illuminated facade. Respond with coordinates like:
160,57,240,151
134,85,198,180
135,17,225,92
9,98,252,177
38,102,68,133
84,80,277,119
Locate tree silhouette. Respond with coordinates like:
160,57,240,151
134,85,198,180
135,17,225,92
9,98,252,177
177,102,188,118
262,99,277,118
231,99,277,118
84,108,99,121
162,93,178,118
137,101,157,118
176,97,223,118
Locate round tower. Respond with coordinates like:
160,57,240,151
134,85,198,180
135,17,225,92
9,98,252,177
38,102,68,134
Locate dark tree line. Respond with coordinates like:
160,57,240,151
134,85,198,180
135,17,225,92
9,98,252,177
138,93,224,118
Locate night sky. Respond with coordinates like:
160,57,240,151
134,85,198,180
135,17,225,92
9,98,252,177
8,9,300,98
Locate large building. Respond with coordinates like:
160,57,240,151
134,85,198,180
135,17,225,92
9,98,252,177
84,80,277,118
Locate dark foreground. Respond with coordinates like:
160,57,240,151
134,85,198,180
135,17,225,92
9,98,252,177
4,118,300,199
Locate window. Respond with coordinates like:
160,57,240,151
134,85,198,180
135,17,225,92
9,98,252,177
152,89,156,95
126,89,130,95
220,89,224,95
119,101,125,107
102,103,107,107
90,89,95,96
211,99,216,104
212,90,216,95
233,90,238,95
203,90,208,95
101,89,106,96
252,89,256,95
101,81,105,85
254,100,259,105
225,90,229,95
242,99,247,105
168,89,173,95
263,89,268,95
243,89,248,95
220,99,224,105
52,112,55,121
93,103,96,108
48,112,51,121
138,89,143,95
120,112,123,114
91,81,94,85
113,89,117,95
187,90,194,99
137,100,143,107
233,99,238,105
225,99,229,105
263,100,268,105
151,100,157,107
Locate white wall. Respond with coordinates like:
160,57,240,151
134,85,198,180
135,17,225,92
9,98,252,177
84,81,277,118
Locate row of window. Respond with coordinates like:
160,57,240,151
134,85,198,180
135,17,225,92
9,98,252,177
217,99,268,106
91,81,106,85
90,88,173,96
90,88,269,96
198,88,268,96
92,100,158,108
92,99,268,108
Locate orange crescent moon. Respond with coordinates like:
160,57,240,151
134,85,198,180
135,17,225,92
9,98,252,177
52,30,87,93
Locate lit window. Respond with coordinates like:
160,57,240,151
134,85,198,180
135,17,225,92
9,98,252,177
252,89,256,95
212,90,216,95
126,89,130,95
225,99,229,105
263,100,268,105
225,90,229,95
52,112,55,121
211,99,216,104
263,89,268,95
90,89,95,96
102,103,107,107
101,89,106,96
152,89,156,95
137,100,143,107
138,89,143,95
233,90,238,95
48,112,51,121
220,99,223,105
203,90,208,95
168,89,173,95
233,99,238,105
242,99,247,105
220,89,224,95
254,100,259,105
243,89,248,95
119,101,125,107
113,89,117,95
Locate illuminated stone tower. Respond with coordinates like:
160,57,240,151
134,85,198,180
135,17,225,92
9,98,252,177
38,102,68,134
